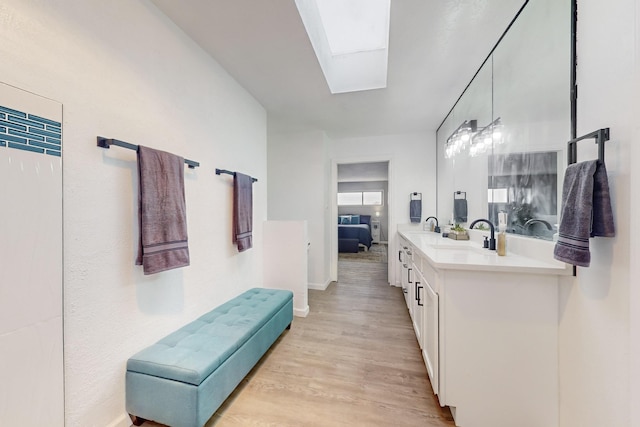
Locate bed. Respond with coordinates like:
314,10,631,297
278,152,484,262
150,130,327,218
338,214,373,252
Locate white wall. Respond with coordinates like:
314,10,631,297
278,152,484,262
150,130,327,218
0,1,267,426
267,130,330,289
558,1,637,426
631,4,640,426
263,220,309,317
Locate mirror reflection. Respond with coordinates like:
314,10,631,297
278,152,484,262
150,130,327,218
436,0,570,241
488,151,558,240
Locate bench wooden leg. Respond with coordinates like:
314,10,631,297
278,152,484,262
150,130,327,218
129,414,147,426
286,323,291,330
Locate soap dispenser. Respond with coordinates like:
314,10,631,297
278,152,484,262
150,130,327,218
497,212,507,256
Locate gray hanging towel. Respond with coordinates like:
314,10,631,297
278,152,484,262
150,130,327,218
410,199,422,223
136,145,190,275
454,199,468,223
554,160,615,267
233,172,253,251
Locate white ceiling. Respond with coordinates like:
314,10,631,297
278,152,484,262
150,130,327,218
151,0,525,139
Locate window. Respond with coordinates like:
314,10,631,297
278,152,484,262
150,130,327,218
363,191,382,205
337,190,383,206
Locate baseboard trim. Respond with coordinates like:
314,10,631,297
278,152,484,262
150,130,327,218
294,305,310,317
308,279,332,291
106,414,131,427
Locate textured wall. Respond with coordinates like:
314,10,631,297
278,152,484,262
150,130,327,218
558,1,636,426
0,1,267,426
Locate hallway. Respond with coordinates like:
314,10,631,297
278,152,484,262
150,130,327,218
212,258,452,426
138,256,453,426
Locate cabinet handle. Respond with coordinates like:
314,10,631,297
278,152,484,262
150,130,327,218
407,250,412,256
415,281,419,300
402,287,408,294
417,285,423,306
408,268,413,283
398,250,402,262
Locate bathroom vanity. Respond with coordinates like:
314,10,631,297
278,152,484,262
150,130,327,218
397,229,570,427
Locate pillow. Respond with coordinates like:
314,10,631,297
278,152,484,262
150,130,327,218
339,215,351,224
349,215,360,225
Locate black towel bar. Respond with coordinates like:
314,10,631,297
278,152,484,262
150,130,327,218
565,127,610,276
215,168,258,183
454,190,467,200
97,137,200,168
567,128,610,166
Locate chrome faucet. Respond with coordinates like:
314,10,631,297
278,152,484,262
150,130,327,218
469,218,496,250
524,218,553,231
424,216,440,233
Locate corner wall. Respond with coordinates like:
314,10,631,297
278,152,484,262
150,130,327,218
0,1,267,426
267,130,330,288
267,131,435,289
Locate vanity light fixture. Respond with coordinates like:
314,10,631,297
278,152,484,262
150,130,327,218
469,117,504,157
446,118,505,159
445,120,477,159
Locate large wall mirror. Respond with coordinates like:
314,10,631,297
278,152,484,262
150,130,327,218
436,0,570,240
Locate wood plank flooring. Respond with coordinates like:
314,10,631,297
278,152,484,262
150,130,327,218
135,255,454,427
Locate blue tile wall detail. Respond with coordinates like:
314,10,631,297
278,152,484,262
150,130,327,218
0,106,27,118
0,105,61,157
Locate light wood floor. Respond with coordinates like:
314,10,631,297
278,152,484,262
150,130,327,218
136,256,454,426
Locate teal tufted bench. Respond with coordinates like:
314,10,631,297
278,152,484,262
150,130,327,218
126,288,293,427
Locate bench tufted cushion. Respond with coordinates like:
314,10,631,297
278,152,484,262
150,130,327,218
126,288,293,386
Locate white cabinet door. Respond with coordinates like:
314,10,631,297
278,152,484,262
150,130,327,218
398,240,410,307
412,267,425,349
422,279,439,395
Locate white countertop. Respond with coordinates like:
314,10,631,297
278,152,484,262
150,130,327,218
399,230,572,275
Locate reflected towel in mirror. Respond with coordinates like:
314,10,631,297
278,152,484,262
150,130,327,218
410,199,422,223
454,199,468,223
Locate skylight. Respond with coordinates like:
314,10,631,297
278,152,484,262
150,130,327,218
295,0,391,94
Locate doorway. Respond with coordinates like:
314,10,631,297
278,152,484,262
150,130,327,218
330,158,392,285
